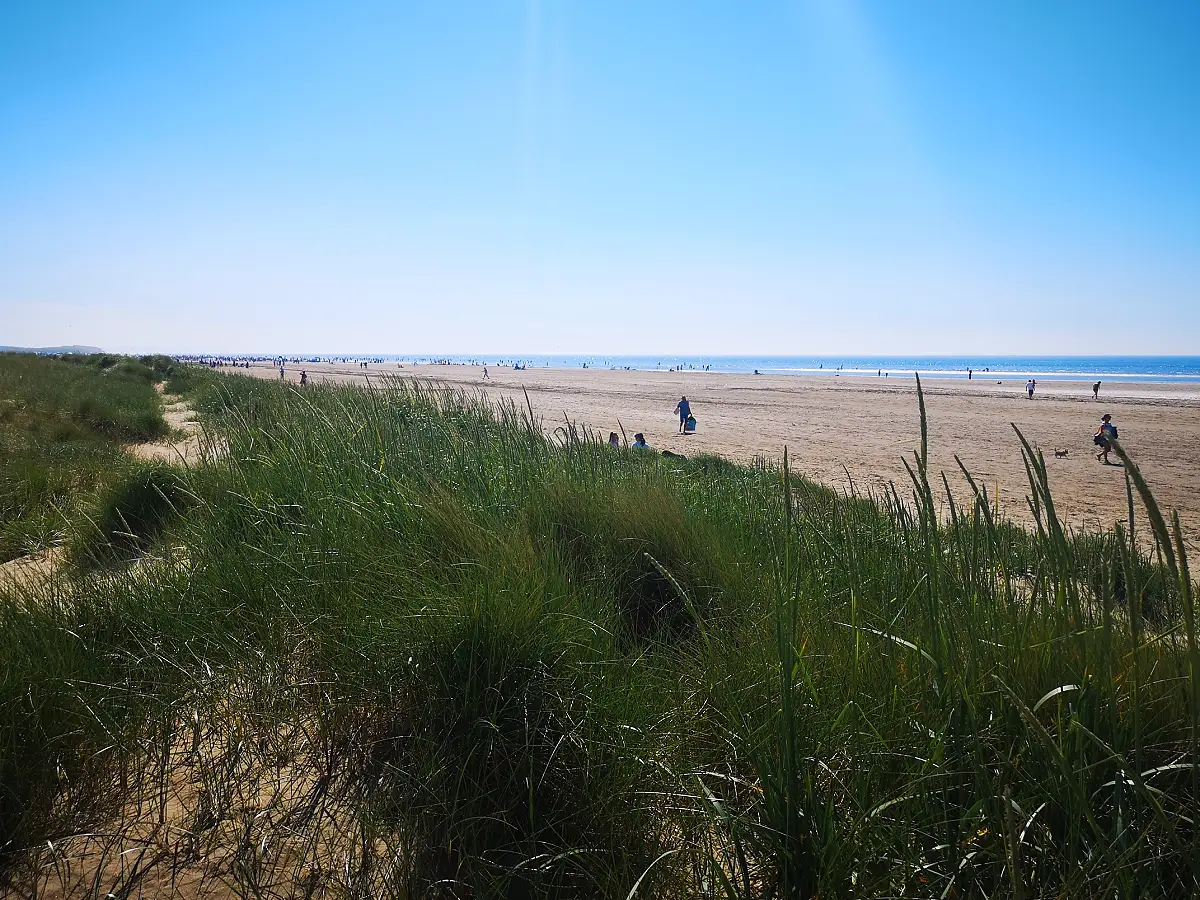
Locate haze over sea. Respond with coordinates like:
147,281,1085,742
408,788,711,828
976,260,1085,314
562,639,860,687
383,355,1200,382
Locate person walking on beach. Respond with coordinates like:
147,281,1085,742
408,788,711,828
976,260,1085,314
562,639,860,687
300,370,308,387
1094,414,1118,464
1026,379,1035,399
1093,380,1101,399
674,396,692,434
483,367,489,380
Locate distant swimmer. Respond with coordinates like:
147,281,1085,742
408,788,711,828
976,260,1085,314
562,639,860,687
1093,380,1101,400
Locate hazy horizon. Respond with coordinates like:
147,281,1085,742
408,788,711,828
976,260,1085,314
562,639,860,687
3,2,1198,355
79,350,1200,367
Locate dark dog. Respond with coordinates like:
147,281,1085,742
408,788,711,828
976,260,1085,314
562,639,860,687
1053,448,1069,458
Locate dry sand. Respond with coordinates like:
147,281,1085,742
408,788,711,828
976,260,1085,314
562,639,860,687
237,361,1200,550
0,546,61,590
127,386,212,465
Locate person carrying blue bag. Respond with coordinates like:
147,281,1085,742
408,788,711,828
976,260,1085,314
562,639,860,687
674,396,692,434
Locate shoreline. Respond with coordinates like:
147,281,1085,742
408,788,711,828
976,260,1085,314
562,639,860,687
189,354,1200,386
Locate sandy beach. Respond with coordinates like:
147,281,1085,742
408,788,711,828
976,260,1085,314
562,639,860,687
238,361,1200,550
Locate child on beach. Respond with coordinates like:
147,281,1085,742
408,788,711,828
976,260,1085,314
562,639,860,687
632,433,649,450
608,432,620,447
1094,414,1118,464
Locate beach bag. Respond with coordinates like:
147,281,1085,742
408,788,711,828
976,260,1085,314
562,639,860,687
684,415,697,433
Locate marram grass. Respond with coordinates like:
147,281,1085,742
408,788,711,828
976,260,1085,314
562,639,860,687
0,352,169,563
0,368,1196,898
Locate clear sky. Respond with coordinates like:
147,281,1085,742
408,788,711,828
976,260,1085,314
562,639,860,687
2,1,1198,355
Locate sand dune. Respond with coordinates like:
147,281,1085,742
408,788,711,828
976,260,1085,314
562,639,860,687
239,361,1200,550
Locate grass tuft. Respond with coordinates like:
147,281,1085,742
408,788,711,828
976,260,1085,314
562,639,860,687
69,462,188,567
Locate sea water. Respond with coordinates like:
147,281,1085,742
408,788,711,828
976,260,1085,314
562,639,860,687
398,355,1200,383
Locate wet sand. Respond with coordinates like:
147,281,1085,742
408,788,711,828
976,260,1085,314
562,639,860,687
238,361,1200,550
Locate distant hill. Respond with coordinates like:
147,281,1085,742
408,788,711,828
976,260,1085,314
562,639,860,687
0,345,104,355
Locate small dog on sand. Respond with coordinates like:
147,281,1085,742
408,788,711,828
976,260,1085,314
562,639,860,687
1053,448,1069,458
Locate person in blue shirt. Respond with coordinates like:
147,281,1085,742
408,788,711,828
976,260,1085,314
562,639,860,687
674,396,691,434
632,433,649,450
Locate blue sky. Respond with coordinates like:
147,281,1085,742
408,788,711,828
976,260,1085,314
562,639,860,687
2,1,1197,354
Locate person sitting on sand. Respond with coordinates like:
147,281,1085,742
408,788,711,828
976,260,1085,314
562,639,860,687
632,433,649,450
674,396,691,434
608,431,620,447
1093,380,1101,399
1094,413,1118,464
